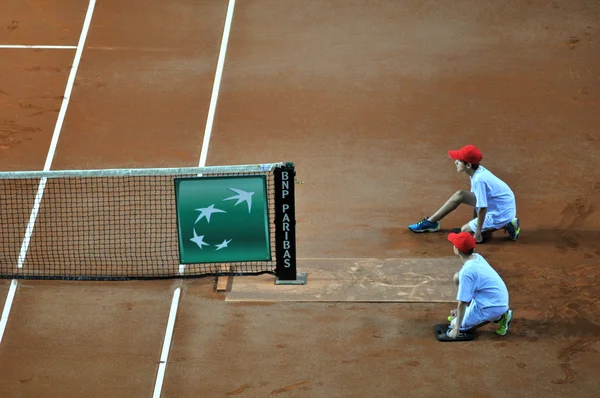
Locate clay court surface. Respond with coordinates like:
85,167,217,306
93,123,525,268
1,0,600,397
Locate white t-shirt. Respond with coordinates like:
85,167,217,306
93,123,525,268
470,166,516,223
457,253,509,309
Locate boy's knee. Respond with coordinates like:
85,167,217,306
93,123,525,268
452,190,471,203
452,190,465,200
451,190,476,206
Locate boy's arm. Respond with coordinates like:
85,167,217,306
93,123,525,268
449,301,470,338
474,207,488,242
471,181,488,241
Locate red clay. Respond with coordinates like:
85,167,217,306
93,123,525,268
1,0,600,397
0,0,83,45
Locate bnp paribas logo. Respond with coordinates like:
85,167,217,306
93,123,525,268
175,176,271,264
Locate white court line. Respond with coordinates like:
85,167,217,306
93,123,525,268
0,45,76,49
152,288,181,398
160,1,236,396
18,0,97,267
178,0,235,277
198,0,236,168
0,0,97,345
0,281,18,344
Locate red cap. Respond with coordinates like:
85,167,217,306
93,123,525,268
448,145,483,164
447,232,476,253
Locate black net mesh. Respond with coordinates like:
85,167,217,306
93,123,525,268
0,167,278,280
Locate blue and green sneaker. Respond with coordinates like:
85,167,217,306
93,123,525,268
408,218,440,233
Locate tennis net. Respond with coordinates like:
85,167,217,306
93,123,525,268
0,162,297,280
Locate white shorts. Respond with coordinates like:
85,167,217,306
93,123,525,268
457,300,508,330
468,213,514,232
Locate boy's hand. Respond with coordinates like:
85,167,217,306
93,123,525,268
473,232,483,243
448,324,461,339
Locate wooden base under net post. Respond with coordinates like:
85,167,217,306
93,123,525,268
215,264,232,292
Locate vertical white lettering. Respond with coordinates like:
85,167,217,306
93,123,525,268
280,170,294,269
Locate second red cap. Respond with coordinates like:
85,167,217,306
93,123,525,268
447,232,476,253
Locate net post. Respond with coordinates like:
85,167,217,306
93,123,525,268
273,162,306,285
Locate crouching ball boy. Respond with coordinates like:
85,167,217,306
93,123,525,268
446,232,512,339
408,145,520,243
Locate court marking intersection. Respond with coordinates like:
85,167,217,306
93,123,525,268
0,0,97,344
0,0,235,398
0,0,239,395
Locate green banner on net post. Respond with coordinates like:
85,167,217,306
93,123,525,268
174,175,271,264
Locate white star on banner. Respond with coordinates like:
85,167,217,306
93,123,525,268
194,204,226,224
215,239,232,251
189,229,209,249
223,188,254,213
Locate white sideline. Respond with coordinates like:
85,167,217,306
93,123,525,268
198,0,236,169
19,0,97,266
0,0,97,345
178,0,236,277
158,1,236,396
152,288,181,398
0,281,17,344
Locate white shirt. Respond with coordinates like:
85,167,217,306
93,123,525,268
457,254,509,309
470,166,516,222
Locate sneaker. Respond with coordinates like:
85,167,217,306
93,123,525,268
496,310,513,336
504,218,520,240
408,217,440,233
